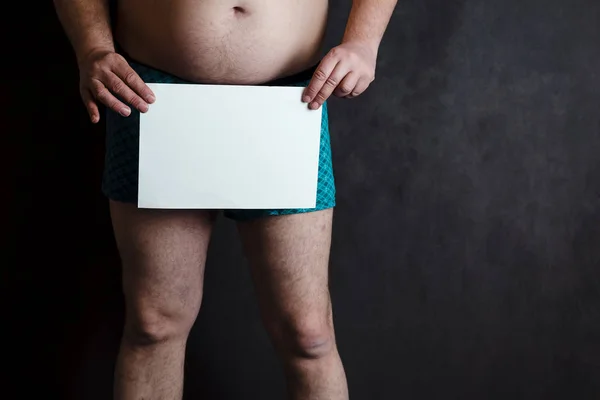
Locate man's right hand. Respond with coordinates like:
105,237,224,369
78,49,156,123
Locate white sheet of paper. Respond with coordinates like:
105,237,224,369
138,83,322,209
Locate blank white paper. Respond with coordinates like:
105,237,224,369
138,83,322,209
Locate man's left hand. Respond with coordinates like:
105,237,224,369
302,41,377,110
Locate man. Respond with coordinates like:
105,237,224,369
53,0,396,398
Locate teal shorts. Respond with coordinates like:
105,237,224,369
102,57,336,221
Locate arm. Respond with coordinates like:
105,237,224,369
53,0,154,123
302,0,398,109
342,0,398,49
53,0,114,63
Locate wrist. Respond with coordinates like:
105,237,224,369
341,34,380,51
76,43,115,65
341,36,380,60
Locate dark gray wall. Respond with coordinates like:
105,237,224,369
5,0,600,399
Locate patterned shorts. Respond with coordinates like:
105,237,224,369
102,58,336,221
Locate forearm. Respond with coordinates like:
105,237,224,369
342,0,398,48
53,0,114,63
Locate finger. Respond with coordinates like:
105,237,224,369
82,89,100,123
302,56,339,104
113,60,156,104
105,71,149,113
345,77,371,98
309,63,350,110
90,79,132,117
333,71,360,98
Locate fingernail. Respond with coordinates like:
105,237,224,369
309,102,319,110
302,96,311,103
120,107,131,117
146,94,156,103
139,103,149,113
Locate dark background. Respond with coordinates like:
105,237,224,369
5,0,600,398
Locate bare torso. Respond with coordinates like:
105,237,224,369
115,0,329,84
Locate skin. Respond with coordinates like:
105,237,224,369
303,0,398,110
53,0,397,399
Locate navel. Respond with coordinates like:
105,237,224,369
232,6,246,15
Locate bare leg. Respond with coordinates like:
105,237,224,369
237,209,348,400
110,201,215,400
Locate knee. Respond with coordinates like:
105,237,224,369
124,303,199,346
271,314,335,360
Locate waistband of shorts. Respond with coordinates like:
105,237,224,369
116,42,317,86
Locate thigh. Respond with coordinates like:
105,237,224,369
110,201,216,326
237,209,334,337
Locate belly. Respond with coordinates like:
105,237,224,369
115,0,329,84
